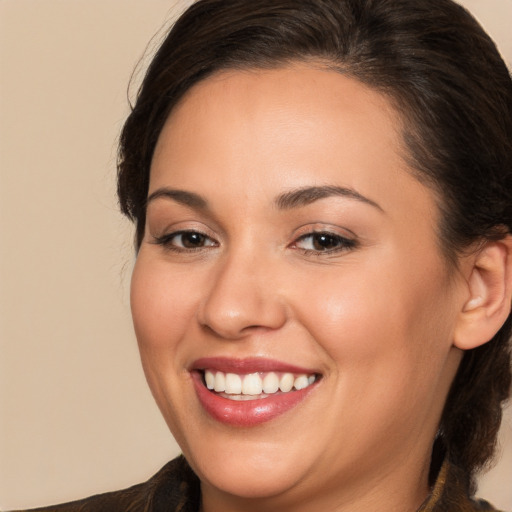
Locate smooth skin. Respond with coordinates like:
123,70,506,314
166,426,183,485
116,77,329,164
131,64,512,512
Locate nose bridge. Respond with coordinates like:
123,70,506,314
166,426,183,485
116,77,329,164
198,243,287,339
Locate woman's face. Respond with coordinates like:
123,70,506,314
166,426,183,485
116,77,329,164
131,65,466,508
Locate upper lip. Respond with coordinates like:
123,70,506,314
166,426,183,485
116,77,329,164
191,357,318,374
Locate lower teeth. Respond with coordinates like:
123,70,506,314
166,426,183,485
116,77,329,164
218,392,272,401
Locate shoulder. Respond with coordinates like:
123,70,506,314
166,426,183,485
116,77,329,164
6,456,200,512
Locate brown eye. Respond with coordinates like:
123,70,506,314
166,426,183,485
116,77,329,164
311,233,340,251
180,232,208,248
153,230,217,251
294,232,356,253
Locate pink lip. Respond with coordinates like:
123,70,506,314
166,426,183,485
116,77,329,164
190,358,319,427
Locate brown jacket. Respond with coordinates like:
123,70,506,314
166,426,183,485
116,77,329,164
9,456,500,512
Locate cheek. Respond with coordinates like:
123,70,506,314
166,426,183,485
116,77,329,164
130,255,198,353
129,255,202,439
289,254,456,377
289,262,457,448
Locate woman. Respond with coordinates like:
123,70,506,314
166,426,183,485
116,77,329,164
13,0,512,510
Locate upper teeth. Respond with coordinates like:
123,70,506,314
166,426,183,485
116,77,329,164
204,370,316,395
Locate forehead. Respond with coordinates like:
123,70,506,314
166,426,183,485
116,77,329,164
156,64,404,157
150,64,438,232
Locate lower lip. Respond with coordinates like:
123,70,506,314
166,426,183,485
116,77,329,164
192,372,317,427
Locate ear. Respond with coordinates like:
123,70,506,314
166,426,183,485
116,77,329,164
453,236,512,350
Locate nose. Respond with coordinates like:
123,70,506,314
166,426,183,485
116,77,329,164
197,251,287,339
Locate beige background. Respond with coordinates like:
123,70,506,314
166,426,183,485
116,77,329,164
0,0,511,510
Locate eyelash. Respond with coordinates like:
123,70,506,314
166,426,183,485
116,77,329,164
151,230,218,252
151,230,358,255
291,231,358,255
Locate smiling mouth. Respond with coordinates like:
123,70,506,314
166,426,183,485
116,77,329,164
191,359,321,426
202,370,318,401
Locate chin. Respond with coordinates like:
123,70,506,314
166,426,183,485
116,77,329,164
188,450,306,500
170,418,313,500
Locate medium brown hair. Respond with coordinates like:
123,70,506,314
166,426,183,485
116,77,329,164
118,0,512,494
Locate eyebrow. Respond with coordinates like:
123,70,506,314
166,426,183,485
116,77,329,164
146,188,208,209
146,185,383,213
275,185,383,211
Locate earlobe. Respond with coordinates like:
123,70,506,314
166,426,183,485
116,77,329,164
454,236,512,350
